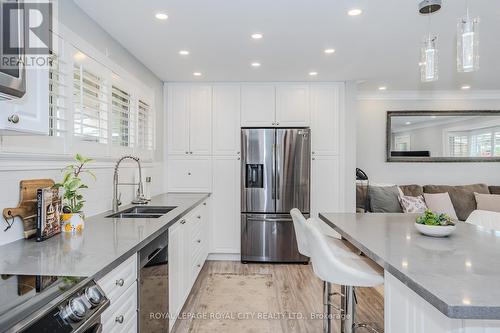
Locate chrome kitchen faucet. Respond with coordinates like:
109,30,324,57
113,155,150,212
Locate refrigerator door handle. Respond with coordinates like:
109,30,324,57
271,143,276,200
247,217,292,223
276,145,281,201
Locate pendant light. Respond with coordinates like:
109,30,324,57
457,2,479,72
418,0,441,82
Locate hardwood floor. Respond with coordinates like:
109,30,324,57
172,261,384,333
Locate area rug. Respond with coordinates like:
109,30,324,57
187,273,281,333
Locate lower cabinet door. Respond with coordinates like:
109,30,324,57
168,221,184,326
102,282,137,333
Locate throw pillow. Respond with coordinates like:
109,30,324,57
474,193,500,213
368,185,403,213
422,193,459,221
398,195,427,213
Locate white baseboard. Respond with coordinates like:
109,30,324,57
207,253,241,261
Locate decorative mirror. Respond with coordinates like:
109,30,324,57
386,111,500,162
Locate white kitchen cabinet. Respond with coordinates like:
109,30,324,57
310,84,343,155
211,157,240,254
169,200,210,331
0,66,49,135
189,86,212,155
101,282,137,333
212,85,241,155
275,85,310,127
241,84,275,127
311,155,342,218
167,85,190,155
167,84,212,155
167,157,212,192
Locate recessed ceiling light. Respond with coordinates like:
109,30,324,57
348,8,363,16
430,115,437,119
251,33,263,39
251,62,261,67
309,71,318,76
378,86,387,91
74,52,87,61
461,85,471,90
324,48,336,54
405,121,412,125
179,50,190,56
193,72,202,77
155,12,168,20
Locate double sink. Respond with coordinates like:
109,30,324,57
106,206,177,219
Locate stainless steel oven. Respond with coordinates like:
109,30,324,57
0,0,26,99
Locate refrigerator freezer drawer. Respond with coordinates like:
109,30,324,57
241,214,309,263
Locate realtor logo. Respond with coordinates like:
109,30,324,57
2,1,53,56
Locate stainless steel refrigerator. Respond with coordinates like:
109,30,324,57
241,128,310,263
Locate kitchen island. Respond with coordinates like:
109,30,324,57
319,213,500,332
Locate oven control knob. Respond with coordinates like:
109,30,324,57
63,297,88,322
85,286,104,307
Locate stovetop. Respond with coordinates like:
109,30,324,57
0,274,87,332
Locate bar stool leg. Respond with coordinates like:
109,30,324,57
323,281,332,333
340,285,355,333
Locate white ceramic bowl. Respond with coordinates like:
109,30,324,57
414,223,456,238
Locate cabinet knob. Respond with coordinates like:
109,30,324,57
312,151,315,155
197,239,201,243
115,315,124,324
197,215,201,219
189,152,193,155
276,122,280,125
115,279,124,287
203,202,207,206
180,219,186,224
197,264,201,268
185,151,189,154
237,157,241,160
8,114,19,124
188,172,191,176
312,157,316,161
237,152,240,155
272,122,275,125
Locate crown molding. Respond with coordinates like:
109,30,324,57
357,90,500,101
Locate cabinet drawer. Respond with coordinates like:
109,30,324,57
117,312,137,333
102,282,137,333
167,158,212,192
98,254,137,303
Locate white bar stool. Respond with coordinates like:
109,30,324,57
304,217,384,333
291,209,367,332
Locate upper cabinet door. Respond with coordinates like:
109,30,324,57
189,86,212,155
168,85,190,155
241,85,275,127
212,85,241,156
310,85,341,155
275,85,310,127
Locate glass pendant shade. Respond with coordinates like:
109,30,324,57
420,36,438,82
457,16,479,72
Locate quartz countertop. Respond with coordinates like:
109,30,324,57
319,213,500,320
0,193,210,278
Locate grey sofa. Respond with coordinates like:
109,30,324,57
356,183,500,221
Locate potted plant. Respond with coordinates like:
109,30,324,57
54,154,95,233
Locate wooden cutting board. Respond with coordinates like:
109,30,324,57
2,179,55,238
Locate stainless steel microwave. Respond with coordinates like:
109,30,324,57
0,0,26,99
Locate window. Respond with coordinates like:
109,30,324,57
111,85,133,147
48,54,67,137
73,64,108,144
448,135,468,157
496,133,500,156
471,132,493,157
394,135,411,151
137,99,154,150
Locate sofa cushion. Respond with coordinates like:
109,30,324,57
474,193,500,213
398,195,427,213
423,184,490,221
368,185,403,213
489,186,500,195
399,185,424,197
423,193,459,221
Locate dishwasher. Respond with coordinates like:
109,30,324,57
138,231,169,333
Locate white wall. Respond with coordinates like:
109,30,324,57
357,94,500,185
0,1,165,246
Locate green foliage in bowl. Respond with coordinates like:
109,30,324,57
416,210,455,226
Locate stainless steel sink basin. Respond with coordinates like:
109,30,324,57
106,206,177,219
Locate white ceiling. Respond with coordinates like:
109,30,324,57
74,0,500,91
